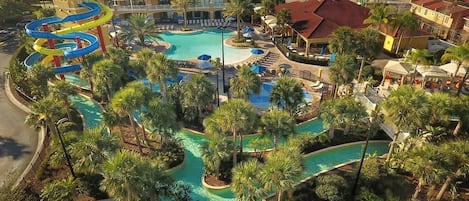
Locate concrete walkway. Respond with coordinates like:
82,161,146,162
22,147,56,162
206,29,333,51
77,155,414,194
0,39,37,186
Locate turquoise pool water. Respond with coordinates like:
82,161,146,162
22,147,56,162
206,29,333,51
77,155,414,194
250,81,312,109
70,95,103,129
65,74,90,90
159,29,252,64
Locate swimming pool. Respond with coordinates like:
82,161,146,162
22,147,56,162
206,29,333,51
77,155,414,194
159,29,252,64
249,82,312,109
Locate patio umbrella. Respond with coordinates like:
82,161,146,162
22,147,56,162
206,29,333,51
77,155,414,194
167,74,185,83
251,65,267,74
250,48,264,55
176,16,184,20
197,54,212,61
244,26,254,33
243,32,253,38
198,60,213,69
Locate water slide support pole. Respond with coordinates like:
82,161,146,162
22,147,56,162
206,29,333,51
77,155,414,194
42,23,65,80
94,16,107,54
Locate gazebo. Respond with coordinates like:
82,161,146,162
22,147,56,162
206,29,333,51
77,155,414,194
381,60,413,86
416,65,449,89
439,62,467,77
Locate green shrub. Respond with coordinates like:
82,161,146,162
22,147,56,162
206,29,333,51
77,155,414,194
356,187,383,201
315,175,350,201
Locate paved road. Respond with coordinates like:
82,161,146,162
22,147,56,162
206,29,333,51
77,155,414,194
0,39,37,185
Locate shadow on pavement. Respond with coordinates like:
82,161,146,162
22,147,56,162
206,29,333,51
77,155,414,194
0,135,31,160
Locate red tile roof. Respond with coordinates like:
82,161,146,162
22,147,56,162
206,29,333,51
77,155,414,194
426,1,450,10
275,0,370,39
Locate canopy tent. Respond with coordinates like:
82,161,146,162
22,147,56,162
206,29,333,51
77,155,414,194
416,65,449,79
439,62,467,77
383,60,412,75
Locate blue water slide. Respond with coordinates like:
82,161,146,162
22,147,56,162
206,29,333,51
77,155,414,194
24,43,81,73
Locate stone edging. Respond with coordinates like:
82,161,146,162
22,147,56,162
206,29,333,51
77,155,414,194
201,175,231,190
4,72,46,189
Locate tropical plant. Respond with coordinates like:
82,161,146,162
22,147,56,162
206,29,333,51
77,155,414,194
135,47,155,67
143,97,180,147
260,110,295,150
329,54,358,97
27,63,55,100
382,85,428,163
319,97,367,138
435,141,469,200
81,54,103,94
119,13,162,47
261,145,304,201
224,0,251,40
40,177,87,201
315,174,350,201
407,48,432,84
247,137,272,160
106,47,131,75
147,53,178,101
102,105,124,138
201,135,232,179
127,81,151,142
355,28,383,82
69,127,119,174
230,65,261,101
269,77,305,116
450,96,469,135
390,11,419,54
92,59,124,102
203,99,257,167
441,43,469,87
49,80,77,120
328,26,357,56
182,74,216,124
25,96,65,133
275,8,291,42
232,159,265,201
363,3,392,30
171,0,197,30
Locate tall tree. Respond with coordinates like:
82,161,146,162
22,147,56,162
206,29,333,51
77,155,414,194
126,81,151,143
363,3,392,30
435,141,469,200
329,54,358,97
203,99,257,167
201,135,232,180
182,74,216,124
390,12,419,54
81,54,103,94
230,65,261,101
319,97,367,138
407,48,432,84
49,81,78,121
382,85,428,163
224,0,251,40
441,43,469,86
355,28,383,82
171,0,196,30
147,53,178,101
119,13,163,47
25,97,65,135
143,97,180,147
92,59,124,102
260,110,295,150
269,77,305,116
275,8,292,43
328,26,357,56
27,63,55,100
450,96,469,135
232,159,264,201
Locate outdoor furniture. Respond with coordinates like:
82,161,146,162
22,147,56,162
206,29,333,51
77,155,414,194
310,80,321,88
312,83,324,91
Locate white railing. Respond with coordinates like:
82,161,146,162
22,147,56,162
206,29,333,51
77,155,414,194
116,3,228,11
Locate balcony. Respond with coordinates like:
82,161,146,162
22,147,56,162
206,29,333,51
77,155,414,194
115,3,228,12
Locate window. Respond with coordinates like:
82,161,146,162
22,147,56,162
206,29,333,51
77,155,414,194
445,17,449,24
418,7,422,13
424,9,428,15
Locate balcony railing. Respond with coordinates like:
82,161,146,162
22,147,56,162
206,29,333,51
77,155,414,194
115,3,228,12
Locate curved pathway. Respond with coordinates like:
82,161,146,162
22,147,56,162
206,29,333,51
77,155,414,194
0,40,38,185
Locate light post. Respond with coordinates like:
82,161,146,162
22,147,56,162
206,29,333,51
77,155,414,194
351,116,373,198
218,24,226,93
55,118,76,179
108,0,119,47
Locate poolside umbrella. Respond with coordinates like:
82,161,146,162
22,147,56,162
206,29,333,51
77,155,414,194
198,60,213,69
250,48,264,55
167,74,184,83
243,32,253,38
197,54,212,61
244,26,254,33
251,65,267,74
176,16,184,20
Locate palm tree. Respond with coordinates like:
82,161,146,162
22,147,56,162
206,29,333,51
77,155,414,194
182,74,216,124
269,77,305,116
81,54,103,94
102,105,124,138
319,97,367,137
111,85,145,154
224,0,250,40
232,159,264,201
355,28,383,83
135,47,155,67
450,96,469,135
201,135,232,180
92,59,124,102
435,141,469,200
100,150,145,201
171,0,196,30
408,48,432,84
329,54,358,97
106,47,131,74
340,98,368,135
230,65,261,101
27,63,55,100
382,85,428,163
147,53,178,101
126,81,151,143
143,97,180,147
69,127,119,174
423,92,452,127
261,145,303,201
40,177,87,201
203,99,257,167
49,80,78,120
328,26,357,56
276,8,292,43
390,12,419,54
119,13,163,47
260,110,295,150
363,3,392,30
441,43,469,86
25,97,65,134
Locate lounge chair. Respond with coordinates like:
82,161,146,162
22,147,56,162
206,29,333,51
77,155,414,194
310,80,321,88
312,83,324,91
